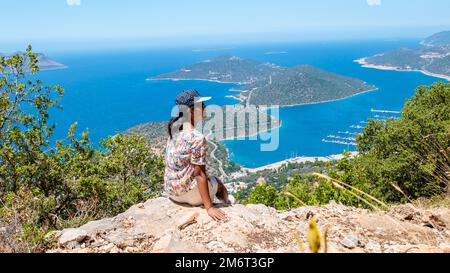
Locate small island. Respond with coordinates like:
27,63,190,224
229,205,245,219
355,31,450,81
0,52,66,71
148,55,376,106
35,53,67,71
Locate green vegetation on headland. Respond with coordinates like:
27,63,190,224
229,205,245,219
149,55,376,106
357,31,450,79
1,47,449,253
245,64,376,106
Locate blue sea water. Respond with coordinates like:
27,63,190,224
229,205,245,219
36,40,447,168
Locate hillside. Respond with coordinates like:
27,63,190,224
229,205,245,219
248,64,374,106
356,31,450,80
148,55,376,106
49,197,450,253
150,55,275,84
125,122,168,155
422,31,450,47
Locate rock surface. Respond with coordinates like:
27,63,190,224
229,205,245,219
49,198,450,253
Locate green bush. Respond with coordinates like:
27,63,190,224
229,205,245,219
0,47,164,252
244,182,279,208
243,83,450,210
243,174,362,211
346,82,450,202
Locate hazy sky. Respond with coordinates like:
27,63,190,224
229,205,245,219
1,0,450,50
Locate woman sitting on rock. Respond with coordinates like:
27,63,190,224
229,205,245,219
164,89,230,221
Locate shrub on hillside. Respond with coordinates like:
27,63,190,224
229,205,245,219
345,82,450,202
243,82,450,210
0,47,164,252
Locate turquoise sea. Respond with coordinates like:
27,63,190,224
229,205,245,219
36,39,447,168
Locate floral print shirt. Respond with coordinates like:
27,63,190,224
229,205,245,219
164,129,207,196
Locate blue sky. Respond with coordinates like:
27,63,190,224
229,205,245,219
1,0,450,50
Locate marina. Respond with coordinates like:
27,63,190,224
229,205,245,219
321,109,402,148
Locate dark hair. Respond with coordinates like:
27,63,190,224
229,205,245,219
168,111,183,139
168,102,205,139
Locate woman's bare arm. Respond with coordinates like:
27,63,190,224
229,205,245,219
194,165,226,221
194,164,213,209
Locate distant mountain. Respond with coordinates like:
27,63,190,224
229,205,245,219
150,55,277,84
356,31,450,80
149,55,375,106
421,31,450,47
1,52,66,71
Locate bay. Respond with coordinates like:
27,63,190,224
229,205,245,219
36,39,446,168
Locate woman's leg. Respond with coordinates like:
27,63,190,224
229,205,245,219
170,177,230,206
170,179,218,207
214,177,231,205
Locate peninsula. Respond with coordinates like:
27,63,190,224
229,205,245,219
125,103,282,178
148,55,376,106
355,31,450,81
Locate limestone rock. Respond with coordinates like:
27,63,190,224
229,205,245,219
58,229,88,246
341,235,360,249
50,197,450,253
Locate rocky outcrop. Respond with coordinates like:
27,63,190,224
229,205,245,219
49,198,450,253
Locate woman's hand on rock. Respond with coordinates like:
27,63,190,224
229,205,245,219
207,207,227,221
